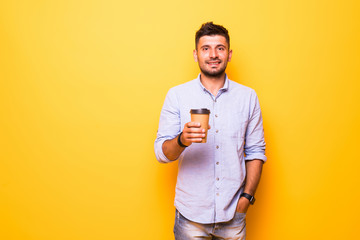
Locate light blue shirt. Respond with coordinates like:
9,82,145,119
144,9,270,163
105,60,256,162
154,74,266,224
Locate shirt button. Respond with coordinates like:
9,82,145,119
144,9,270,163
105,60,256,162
216,177,219,181
216,130,219,133
215,114,218,117
216,145,219,149
216,193,219,196
216,162,219,165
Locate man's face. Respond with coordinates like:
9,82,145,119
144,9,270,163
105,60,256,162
193,35,232,78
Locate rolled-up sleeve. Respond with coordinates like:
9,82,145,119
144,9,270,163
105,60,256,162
154,88,182,163
244,90,267,162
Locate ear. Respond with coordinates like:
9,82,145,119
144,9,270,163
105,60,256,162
228,49,233,62
193,49,198,62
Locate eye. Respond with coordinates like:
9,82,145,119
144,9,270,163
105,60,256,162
218,47,225,51
203,47,209,51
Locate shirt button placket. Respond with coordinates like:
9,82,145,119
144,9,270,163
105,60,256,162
213,98,221,222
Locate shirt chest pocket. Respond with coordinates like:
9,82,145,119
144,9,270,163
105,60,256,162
221,111,248,140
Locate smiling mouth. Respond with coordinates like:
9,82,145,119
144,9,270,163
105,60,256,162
207,61,221,65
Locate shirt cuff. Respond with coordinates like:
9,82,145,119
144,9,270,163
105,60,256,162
244,153,267,162
154,138,174,163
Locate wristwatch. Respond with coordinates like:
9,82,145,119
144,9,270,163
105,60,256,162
240,192,256,205
177,132,189,148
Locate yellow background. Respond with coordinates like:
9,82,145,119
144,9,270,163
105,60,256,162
1,0,359,239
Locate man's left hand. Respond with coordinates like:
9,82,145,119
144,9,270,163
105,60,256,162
236,196,250,213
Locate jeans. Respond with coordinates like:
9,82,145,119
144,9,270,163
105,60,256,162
174,210,246,240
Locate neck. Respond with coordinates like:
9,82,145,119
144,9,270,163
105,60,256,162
200,72,226,96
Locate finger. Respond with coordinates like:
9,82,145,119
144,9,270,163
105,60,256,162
186,122,201,128
184,127,206,134
187,138,204,143
184,133,206,139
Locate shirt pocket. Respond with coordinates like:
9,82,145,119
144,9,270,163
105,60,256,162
220,111,248,150
225,111,248,138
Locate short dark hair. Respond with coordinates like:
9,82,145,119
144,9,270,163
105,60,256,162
195,22,230,49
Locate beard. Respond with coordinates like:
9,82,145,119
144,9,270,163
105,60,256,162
199,61,228,78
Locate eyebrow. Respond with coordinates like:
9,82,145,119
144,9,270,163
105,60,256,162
200,44,227,49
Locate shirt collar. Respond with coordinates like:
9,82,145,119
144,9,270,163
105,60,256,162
197,73,230,92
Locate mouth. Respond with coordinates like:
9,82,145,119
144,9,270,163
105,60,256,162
206,61,221,66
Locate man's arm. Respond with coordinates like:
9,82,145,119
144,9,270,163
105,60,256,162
236,90,266,212
236,159,263,213
162,122,207,161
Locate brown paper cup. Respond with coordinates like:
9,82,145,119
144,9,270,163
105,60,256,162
190,109,210,143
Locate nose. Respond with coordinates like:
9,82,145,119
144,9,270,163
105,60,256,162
210,49,218,59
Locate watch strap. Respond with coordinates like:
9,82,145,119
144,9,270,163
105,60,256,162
177,132,188,148
240,192,255,205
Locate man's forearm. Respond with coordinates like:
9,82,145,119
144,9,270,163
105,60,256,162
162,135,186,161
243,159,263,196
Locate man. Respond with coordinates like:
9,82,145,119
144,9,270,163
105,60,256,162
154,22,266,240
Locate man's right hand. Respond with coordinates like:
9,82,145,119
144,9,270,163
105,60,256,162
180,122,209,147
162,122,210,161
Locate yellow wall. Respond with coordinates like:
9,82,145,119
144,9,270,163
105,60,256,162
1,1,359,239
